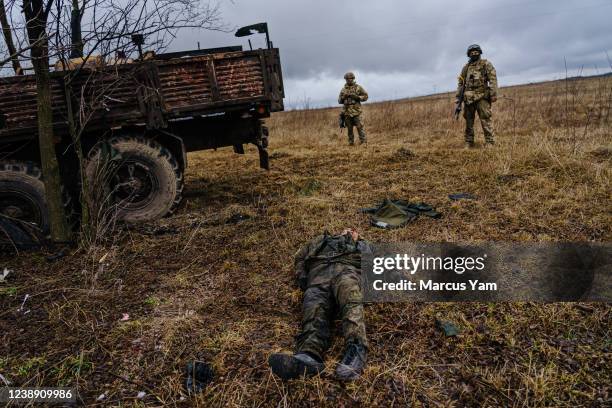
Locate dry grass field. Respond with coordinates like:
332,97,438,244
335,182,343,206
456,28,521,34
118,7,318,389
1,76,611,407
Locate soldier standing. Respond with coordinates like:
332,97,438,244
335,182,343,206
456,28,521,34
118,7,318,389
456,44,498,148
338,72,369,145
268,229,370,381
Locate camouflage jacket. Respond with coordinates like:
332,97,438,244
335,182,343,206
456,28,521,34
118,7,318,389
338,84,369,117
456,58,498,104
294,233,371,290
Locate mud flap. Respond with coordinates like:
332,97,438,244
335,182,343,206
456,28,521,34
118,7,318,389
256,123,269,169
233,144,245,154
257,144,269,170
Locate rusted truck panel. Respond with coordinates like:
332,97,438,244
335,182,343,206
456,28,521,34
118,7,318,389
0,48,284,141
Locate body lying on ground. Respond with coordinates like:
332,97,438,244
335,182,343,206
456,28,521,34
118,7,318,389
269,228,370,381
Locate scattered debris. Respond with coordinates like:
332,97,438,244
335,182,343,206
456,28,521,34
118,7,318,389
96,393,106,401
0,373,11,386
99,252,110,264
136,391,146,399
0,268,11,283
390,147,415,161
361,199,441,229
184,361,214,394
448,193,476,201
225,213,251,224
436,319,460,337
17,294,30,314
120,313,130,321
46,250,66,262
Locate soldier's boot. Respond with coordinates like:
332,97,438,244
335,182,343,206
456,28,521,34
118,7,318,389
464,135,475,148
335,341,367,381
268,352,324,380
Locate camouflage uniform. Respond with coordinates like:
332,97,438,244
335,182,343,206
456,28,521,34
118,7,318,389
457,56,498,145
338,78,369,145
294,233,370,360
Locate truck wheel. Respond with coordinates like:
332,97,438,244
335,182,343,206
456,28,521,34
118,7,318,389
85,136,184,222
0,162,50,232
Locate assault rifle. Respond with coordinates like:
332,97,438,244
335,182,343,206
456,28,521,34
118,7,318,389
339,112,346,130
454,79,466,120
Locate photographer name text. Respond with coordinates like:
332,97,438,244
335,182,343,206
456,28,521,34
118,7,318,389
371,279,497,292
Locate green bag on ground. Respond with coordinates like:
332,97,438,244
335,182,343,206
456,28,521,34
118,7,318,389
363,199,442,229
370,199,418,229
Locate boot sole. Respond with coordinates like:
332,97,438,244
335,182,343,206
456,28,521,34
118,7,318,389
335,364,361,381
268,354,322,380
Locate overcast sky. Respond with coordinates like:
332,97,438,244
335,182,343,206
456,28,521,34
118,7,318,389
175,0,611,108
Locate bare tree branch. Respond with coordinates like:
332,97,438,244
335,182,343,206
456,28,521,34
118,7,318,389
0,0,22,73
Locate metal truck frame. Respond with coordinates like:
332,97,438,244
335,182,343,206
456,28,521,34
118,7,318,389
0,24,284,231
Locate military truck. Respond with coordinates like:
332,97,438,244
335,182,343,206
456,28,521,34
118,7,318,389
0,24,284,231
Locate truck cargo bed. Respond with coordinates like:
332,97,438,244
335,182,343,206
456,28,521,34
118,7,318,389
0,48,284,142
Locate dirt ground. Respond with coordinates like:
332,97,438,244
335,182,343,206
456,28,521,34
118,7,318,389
1,76,611,407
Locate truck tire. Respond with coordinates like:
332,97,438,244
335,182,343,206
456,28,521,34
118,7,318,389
0,161,50,232
85,136,183,223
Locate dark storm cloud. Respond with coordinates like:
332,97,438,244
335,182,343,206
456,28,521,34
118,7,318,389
174,0,612,107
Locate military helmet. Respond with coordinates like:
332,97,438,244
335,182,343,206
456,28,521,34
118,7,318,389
344,72,355,80
467,44,482,56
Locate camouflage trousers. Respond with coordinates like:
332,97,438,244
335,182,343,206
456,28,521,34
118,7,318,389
296,262,368,360
464,98,494,144
345,114,367,144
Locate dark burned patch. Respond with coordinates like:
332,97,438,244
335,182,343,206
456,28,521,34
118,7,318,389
225,213,251,224
389,147,416,161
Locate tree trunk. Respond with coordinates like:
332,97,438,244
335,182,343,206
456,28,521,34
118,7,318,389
25,0,72,242
69,0,83,58
0,0,22,74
